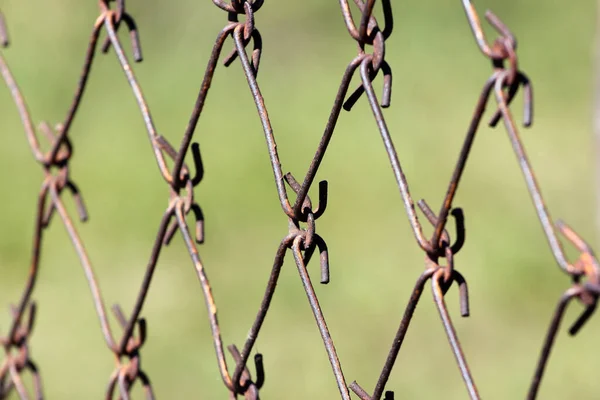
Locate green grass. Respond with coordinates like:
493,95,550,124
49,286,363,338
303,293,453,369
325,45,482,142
0,0,598,398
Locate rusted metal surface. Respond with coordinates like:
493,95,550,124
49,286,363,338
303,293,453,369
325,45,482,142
0,0,597,399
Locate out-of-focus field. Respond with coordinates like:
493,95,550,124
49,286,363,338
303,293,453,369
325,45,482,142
0,0,597,398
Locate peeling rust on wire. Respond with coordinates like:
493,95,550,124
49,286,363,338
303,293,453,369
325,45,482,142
0,0,597,399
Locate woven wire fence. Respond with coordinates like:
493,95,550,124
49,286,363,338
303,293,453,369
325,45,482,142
0,1,597,399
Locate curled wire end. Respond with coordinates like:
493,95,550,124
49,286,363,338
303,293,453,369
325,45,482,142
343,64,372,111
66,181,89,222
136,318,147,345
317,236,330,284
222,46,237,68
488,72,533,129
311,180,329,220
0,12,8,47
417,199,465,257
163,219,178,246
226,26,262,78
101,36,113,55
127,19,143,63
344,56,391,111
26,302,37,335
417,198,451,253
137,370,155,400
190,142,204,186
568,302,596,336
450,208,466,255
103,12,143,63
303,234,329,284
349,381,371,400
454,270,470,317
484,10,516,49
27,360,43,400
521,73,533,127
228,344,263,395
343,58,373,111
288,174,328,222
38,121,56,143
253,353,265,389
112,303,128,328
113,305,147,357
195,219,205,244
434,268,470,318
343,84,363,111
488,82,516,128
41,201,55,228
304,211,315,249
163,201,203,246
380,61,392,108
555,219,591,255
250,30,262,78
191,204,205,244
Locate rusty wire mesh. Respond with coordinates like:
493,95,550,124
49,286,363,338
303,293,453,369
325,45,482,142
0,0,598,399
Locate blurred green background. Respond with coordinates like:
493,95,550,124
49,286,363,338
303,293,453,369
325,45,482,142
0,0,598,398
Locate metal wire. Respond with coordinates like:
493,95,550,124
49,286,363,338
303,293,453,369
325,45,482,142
0,1,597,399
